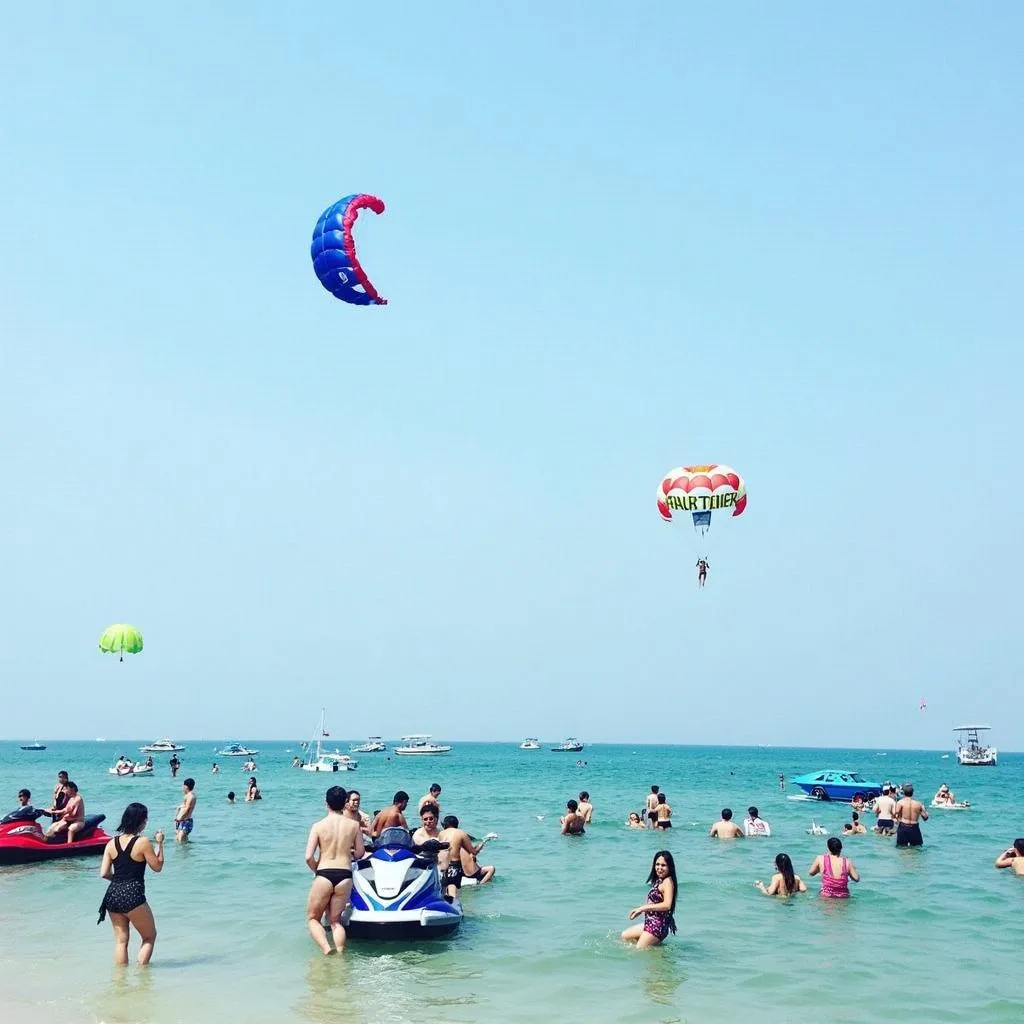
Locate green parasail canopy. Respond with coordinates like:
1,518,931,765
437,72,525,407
99,624,144,662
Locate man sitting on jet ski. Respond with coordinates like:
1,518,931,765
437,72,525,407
4,789,38,823
45,781,86,843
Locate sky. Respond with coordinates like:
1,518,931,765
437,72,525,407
1,3,1020,747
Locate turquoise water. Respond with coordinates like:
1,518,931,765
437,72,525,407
1,741,1021,1024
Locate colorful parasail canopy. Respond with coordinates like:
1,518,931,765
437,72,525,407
310,194,388,306
99,624,144,663
656,464,747,534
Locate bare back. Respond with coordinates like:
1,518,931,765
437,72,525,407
310,813,363,869
895,797,926,824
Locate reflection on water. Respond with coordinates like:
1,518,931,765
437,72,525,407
643,947,683,1006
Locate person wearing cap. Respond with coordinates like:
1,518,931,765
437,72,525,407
743,806,771,837
872,783,897,835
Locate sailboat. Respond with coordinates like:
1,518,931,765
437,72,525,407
301,709,358,772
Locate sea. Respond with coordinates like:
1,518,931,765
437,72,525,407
0,740,1020,1024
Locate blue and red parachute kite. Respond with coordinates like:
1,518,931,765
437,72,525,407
310,194,387,306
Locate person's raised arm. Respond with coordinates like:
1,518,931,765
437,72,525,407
304,825,320,872
995,849,1017,869
140,833,166,873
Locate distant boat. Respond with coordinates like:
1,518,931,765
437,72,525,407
350,736,387,753
139,739,186,753
519,738,540,749
394,735,452,756
954,725,997,766
301,710,359,772
217,743,260,757
20,742,46,751
551,738,584,753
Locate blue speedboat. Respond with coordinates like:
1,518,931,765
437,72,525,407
792,770,881,802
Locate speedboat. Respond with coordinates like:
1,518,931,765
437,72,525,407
551,737,584,752
345,827,462,940
108,760,153,776
350,736,387,753
519,738,540,750
139,739,186,753
792,770,881,802
218,743,260,757
19,742,46,751
394,735,452,756
954,725,997,766
0,809,111,866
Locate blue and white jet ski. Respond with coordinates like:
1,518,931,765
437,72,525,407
345,827,462,940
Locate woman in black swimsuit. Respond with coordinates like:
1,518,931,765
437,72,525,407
97,802,165,965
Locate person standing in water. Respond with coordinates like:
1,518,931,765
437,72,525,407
809,837,859,898
305,786,365,955
621,850,678,948
174,779,196,842
169,755,181,778
995,839,1024,875
560,799,586,835
97,801,165,965
577,791,594,824
894,783,928,848
709,808,744,839
655,793,672,829
645,786,661,830
755,853,807,896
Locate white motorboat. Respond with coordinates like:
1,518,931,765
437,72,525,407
954,725,997,766
551,737,584,752
519,738,540,750
394,735,452,756
351,736,387,754
301,710,359,772
217,743,260,757
138,739,186,753
109,760,153,776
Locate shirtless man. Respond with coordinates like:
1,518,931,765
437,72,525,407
438,814,495,898
893,782,928,847
871,784,898,835
645,786,661,830
655,793,673,830
696,558,709,587
46,781,85,842
174,778,197,843
413,801,441,845
577,791,594,824
709,807,744,839
560,799,586,836
418,784,442,815
343,790,372,832
995,838,1024,875
370,791,409,837
304,785,365,955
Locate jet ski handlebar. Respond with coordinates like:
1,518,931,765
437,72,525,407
0,808,46,826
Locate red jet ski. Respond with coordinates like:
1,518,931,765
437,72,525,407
0,809,111,866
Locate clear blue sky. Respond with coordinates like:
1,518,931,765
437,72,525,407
1,4,1020,747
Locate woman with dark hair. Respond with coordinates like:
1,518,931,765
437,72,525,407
755,853,807,896
621,850,678,948
97,802,164,965
245,777,261,802
809,836,860,898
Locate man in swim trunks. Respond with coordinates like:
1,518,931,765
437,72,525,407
577,791,594,824
696,558,709,587
305,785,365,955
438,814,495,899
418,783,442,815
45,781,84,842
370,791,410,838
560,799,586,835
709,808,744,839
413,801,441,845
174,778,196,843
994,838,1024,875
645,786,660,830
654,792,673,829
872,784,897,835
894,782,928,847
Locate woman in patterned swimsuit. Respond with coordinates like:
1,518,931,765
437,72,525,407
97,802,165,965
621,850,678,948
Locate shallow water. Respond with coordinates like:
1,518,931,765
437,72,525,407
1,741,1021,1023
